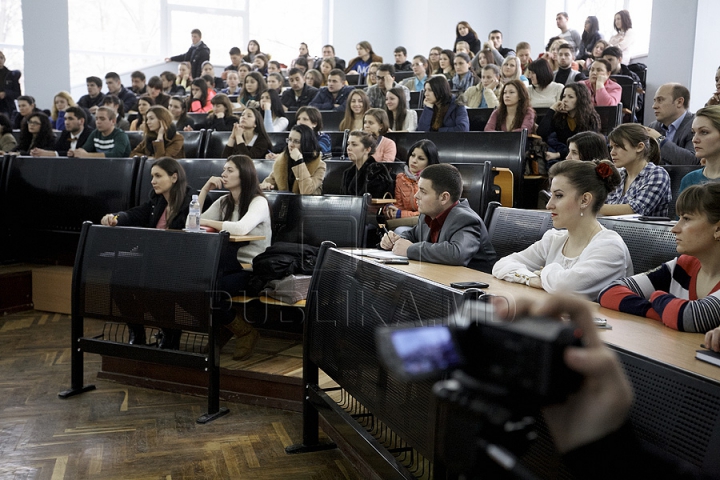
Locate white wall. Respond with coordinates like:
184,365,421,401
689,0,719,113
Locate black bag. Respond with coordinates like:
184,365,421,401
366,162,395,199
251,242,320,283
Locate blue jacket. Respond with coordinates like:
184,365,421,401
417,97,470,132
309,85,355,112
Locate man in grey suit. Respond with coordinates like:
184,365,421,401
646,83,698,165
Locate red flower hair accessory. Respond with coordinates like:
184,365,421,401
596,162,613,180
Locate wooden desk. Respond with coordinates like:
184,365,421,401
228,234,265,242
370,198,395,205
388,260,719,383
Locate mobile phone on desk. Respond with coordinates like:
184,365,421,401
450,281,490,289
637,216,672,222
378,258,409,264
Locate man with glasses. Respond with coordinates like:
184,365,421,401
366,64,411,109
400,55,429,92
31,106,93,157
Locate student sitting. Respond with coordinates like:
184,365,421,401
188,78,215,113
484,80,536,132
14,112,56,155
130,106,185,159
417,75,469,132
259,124,326,195
363,108,396,162
493,159,632,299
565,131,611,161
70,106,131,158
223,108,272,159
341,131,394,198
380,164,496,272
462,65,501,109
260,89,288,132
580,58,621,106
599,182,720,333
196,94,238,132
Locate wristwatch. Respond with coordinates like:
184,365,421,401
657,135,666,146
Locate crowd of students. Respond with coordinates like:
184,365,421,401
3,13,720,474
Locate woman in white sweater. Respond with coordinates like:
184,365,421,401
492,159,633,299
198,154,272,360
526,58,564,108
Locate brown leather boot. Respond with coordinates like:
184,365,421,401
225,316,259,360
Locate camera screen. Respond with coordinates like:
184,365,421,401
390,326,462,376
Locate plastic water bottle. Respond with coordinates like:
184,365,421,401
186,195,201,232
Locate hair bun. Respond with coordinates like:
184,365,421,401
595,159,622,192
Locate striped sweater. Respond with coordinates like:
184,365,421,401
598,255,720,332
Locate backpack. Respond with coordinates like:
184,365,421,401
251,242,320,283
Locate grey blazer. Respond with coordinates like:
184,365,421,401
400,199,496,273
649,112,698,166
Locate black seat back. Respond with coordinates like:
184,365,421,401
662,165,702,218
126,131,144,150
203,131,232,158
320,111,344,131
179,129,206,158
451,162,493,217
535,105,622,136
135,158,227,207
467,108,495,131
487,206,553,259
598,217,678,274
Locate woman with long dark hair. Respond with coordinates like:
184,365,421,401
484,80,535,132
15,112,56,155
436,49,455,80
129,95,155,131
188,78,214,113
454,21,481,55
295,106,331,157
427,46,442,75
198,154,271,359
100,157,194,348
170,96,195,132
363,108,396,162
566,131,611,161
200,94,239,131
385,86,417,132
417,75,469,132
384,139,440,223
243,39,263,63
130,106,185,159
526,58,564,108
260,89,288,132
259,124,325,194
238,71,267,109
223,107,273,159
451,53,478,92
537,83,601,161
578,16,603,61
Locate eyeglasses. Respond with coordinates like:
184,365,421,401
286,138,301,145
27,120,41,126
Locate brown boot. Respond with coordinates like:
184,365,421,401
226,316,259,360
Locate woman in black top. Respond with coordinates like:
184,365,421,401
170,96,195,132
15,112,55,155
202,94,239,131
222,107,273,159
454,21,481,54
341,130,393,198
579,16,603,61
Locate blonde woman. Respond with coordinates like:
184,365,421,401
50,91,76,131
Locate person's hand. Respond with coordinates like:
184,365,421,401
247,100,259,109
289,146,303,162
708,92,720,106
71,148,88,158
202,176,223,192
0,91,6,99
164,57,171,62
259,181,274,191
482,42,492,50
595,71,608,90
385,204,398,219
30,147,52,157
265,152,277,160
644,126,662,140
183,125,194,132
705,327,720,352
528,276,543,289
231,122,243,143
550,100,564,112
391,238,412,257
489,78,500,91
260,98,270,111
423,97,435,108
546,151,561,160
380,230,400,250
495,294,633,454
576,60,586,69
157,123,166,139
221,70,229,80
89,106,98,114
216,110,225,119
101,214,118,226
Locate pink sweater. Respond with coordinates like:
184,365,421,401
374,136,397,162
580,79,622,106
484,108,536,132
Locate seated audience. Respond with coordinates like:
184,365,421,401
101,157,192,348
201,61,224,91
366,62,381,88
293,57,309,75
259,124,325,194
679,106,720,192
130,70,147,96
70,106,131,158
105,71,137,112
484,80,536,132
130,106,185,159
647,83,697,166
319,58,334,86
313,44,346,71
363,108,396,162
608,10,635,59
566,131,610,161
160,71,185,95
188,78,214,113
195,94,238,132
470,48,499,73
599,182,720,333
309,69,354,112
393,46,412,71
515,42,533,74
223,108,272,159
345,41,383,77
0,113,17,153
384,139,440,224
486,29,515,59
385,87,417,132
455,21,481,54
582,39,610,73
602,123,671,216
462,64,501,108
280,68,318,112
381,163,496,272
418,75,469,132
146,76,170,108
436,49,455,81
304,69,323,89
400,55,428,92
252,54,269,77
14,112,56,155
451,53,478,92
175,62,193,93
526,58,564,108
169,96,194,132
102,95,130,131
454,41,474,58
260,89,288,132
291,43,310,69
427,47,442,75
295,106,331,157
339,89,370,132
198,155,270,359
500,56,528,86
223,46,243,76
580,58,621,106
221,70,242,96
13,95,41,130
366,64,411,109
31,106,92,157
538,83,601,161
553,43,587,85
543,37,562,72
238,71,266,109
341,130,394,198
494,159,631,298
77,76,105,114
266,72,284,93
243,39,263,63
602,46,643,111
50,91,76,131
578,16,602,61
129,95,154,131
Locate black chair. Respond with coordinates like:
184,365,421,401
179,129,206,158
597,217,678,274
486,206,553,259
188,112,208,126
59,222,230,424
394,71,414,82
268,131,290,154
466,108,495,132
451,162,493,218
320,111,344,131
321,160,352,195
326,131,349,158
611,75,640,121
126,131,144,149
662,165,702,218
253,159,276,184
409,90,423,109
596,104,623,135
3,156,140,264
203,130,232,158
346,74,360,86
